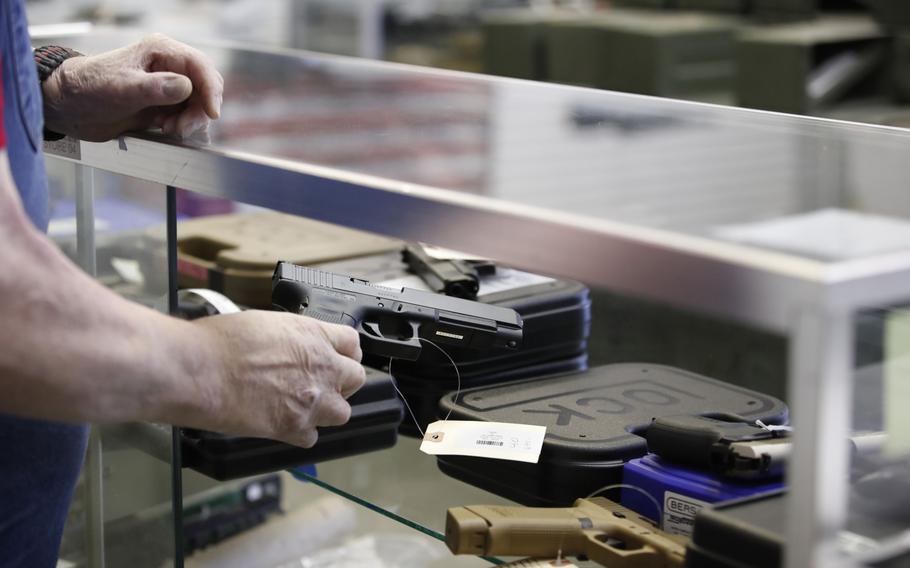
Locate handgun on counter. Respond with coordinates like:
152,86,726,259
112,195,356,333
402,243,495,300
645,414,886,480
446,497,686,568
271,261,523,361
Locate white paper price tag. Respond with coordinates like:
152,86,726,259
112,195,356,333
419,420,546,463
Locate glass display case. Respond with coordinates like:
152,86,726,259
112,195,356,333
38,27,910,568
44,160,178,567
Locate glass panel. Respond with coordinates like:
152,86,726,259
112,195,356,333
588,285,788,400
163,203,503,566
845,301,910,567
45,160,176,568
179,448,503,567
48,31,910,267
291,437,513,545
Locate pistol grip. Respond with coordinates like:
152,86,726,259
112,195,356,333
357,320,422,361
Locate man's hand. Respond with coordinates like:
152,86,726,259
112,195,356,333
186,311,367,448
42,33,223,142
1,135,366,447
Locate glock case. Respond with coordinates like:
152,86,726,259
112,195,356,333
436,363,789,506
392,353,589,436
181,367,404,481
318,252,592,434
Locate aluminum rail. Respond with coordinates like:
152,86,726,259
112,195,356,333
46,132,910,330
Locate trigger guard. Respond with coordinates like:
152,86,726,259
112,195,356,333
358,320,420,341
355,320,422,361
360,321,382,337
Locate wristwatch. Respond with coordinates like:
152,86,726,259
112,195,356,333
33,45,83,141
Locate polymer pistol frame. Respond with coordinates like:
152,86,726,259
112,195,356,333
272,261,523,361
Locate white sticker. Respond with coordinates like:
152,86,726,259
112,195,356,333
110,258,145,285
837,531,879,556
478,268,555,297
419,420,546,463
376,274,432,292
185,289,241,314
662,492,710,537
47,217,110,238
885,309,910,457
43,136,81,160
377,268,555,298
420,244,489,261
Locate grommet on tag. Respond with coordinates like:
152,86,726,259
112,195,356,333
426,432,445,443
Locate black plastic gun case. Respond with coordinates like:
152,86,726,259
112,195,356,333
181,367,404,481
165,211,590,438
436,363,789,506
317,252,592,435
686,491,910,568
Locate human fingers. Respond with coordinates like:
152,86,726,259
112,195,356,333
150,111,167,129
316,322,363,362
115,70,193,111
119,105,176,135
142,35,223,119
312,392,353,428
161,113,180,137
283,427,319,449
172,105,211,139
334,356,367,399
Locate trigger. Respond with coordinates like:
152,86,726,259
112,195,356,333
361,321,382,337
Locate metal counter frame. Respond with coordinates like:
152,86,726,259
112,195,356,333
45,43,910,568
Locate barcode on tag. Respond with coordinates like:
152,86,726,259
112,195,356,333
419,420,546,463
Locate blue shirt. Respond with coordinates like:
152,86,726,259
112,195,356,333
0,1,89,566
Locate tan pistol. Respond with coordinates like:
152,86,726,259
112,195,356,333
445,497,686,568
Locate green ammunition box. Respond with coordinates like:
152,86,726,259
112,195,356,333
867,0,910,31
737,16,885,114
482,11,571,81
678,0,750,13
546,10,738,97
894,33,910,103
544,19,606,87
613,0,676,8
867,0,910,105
752,0,816,21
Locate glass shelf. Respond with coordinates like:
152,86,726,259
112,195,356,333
291,437,514,565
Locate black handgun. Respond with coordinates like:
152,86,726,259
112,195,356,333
646,414,883,480
402,244,495,300
645,414,789,479
271,261,523,361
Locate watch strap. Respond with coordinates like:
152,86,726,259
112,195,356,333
34,46,83,141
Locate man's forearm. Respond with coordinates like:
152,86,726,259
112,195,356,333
0,179,217,425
